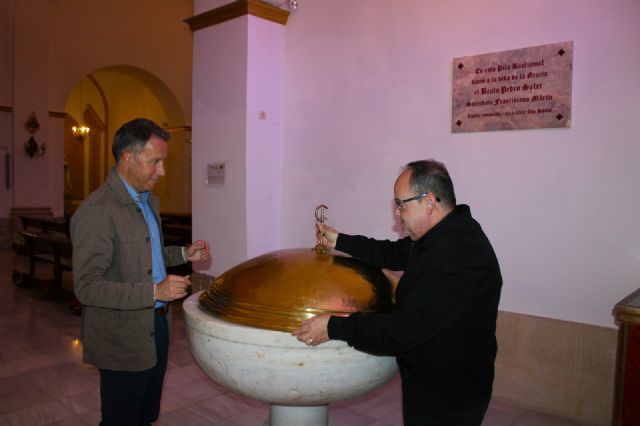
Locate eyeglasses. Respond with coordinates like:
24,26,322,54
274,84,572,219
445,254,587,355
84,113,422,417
394,192,440,210
395,192,427,209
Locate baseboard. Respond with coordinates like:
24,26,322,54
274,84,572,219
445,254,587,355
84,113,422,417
494,310,616,425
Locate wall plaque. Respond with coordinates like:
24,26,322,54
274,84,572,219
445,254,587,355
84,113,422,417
452,41,573,133
206,162,226,185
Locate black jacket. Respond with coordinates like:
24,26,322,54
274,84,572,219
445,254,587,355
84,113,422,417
328,205,502,410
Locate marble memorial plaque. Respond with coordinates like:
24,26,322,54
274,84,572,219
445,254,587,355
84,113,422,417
452,41,573,132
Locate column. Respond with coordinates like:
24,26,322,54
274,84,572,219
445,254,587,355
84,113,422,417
188,0,289,274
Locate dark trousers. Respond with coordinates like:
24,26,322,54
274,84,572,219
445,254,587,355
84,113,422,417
403,397,490,426
99,314,169,426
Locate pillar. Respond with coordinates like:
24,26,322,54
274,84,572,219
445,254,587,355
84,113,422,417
188,0,289,274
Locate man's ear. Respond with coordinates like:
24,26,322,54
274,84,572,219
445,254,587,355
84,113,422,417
121,150,131,165
425,193,436,214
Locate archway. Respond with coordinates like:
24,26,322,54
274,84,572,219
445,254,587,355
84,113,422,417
63,66,191,215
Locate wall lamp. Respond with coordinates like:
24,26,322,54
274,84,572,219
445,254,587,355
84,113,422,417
71,125,90,143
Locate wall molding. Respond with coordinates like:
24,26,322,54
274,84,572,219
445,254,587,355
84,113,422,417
0,106,12,113
184,0,289,31
49,111,67,118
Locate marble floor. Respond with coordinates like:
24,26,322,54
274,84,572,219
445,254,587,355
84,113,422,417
0,248,581,426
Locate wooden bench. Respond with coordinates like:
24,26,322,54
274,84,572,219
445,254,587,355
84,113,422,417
160,213,193,275
162,223,192,246
12,217,80,313
20,215,70,237
12,212,193,311
160,212,191,245
160,212,192,226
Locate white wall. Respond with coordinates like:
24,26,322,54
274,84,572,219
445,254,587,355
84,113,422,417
12,0,54,211
0,113,11,217
192,17,249,274
191,10,286,274
279,0,640,328
47,0,193,116
0,0,13,107
0,0,14,216
246,16,285,259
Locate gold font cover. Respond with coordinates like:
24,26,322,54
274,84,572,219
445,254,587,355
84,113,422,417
199,248,394,332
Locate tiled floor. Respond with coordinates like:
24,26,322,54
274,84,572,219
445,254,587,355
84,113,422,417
0,248,581,425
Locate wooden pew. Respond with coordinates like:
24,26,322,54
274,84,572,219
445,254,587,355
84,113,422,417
12,212,192,312
160,212,191,245
12,216,79,313
20,215,70,237
160,211,192,227
18,231,72,285
160,212,193,275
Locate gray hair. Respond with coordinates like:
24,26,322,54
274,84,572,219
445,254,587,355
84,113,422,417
112,118,169,163
405,159,456,209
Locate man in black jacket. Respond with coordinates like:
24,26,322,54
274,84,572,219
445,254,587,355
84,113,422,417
293,159,502,425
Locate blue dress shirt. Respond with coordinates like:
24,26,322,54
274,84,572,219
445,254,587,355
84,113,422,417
120,177,167,308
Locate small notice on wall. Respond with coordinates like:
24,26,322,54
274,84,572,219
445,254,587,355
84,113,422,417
452,41,573,133
206,163,226,185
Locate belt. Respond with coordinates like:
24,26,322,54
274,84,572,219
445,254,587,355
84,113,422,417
155,305,169,317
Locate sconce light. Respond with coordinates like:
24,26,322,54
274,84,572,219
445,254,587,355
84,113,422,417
71,125,90,143
25,136,46,158
25,112,41,134
24,112,46,158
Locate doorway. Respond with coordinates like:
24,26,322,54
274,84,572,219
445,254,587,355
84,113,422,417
63,66,191,215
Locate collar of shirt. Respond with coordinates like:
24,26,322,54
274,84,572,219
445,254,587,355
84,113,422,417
118,175,167,307
119,176,149,205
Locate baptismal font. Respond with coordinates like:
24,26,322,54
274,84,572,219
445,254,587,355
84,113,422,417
184,206,398,425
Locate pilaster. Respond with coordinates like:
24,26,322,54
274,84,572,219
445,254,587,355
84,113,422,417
190,0,288,274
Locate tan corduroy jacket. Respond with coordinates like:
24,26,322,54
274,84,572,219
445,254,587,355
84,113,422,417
70,169,185,371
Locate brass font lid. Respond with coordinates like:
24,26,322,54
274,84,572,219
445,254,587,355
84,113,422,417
199,248,394,332
199,205,394,332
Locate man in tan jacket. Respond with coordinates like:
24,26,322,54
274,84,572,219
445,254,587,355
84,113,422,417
71,118,210,426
